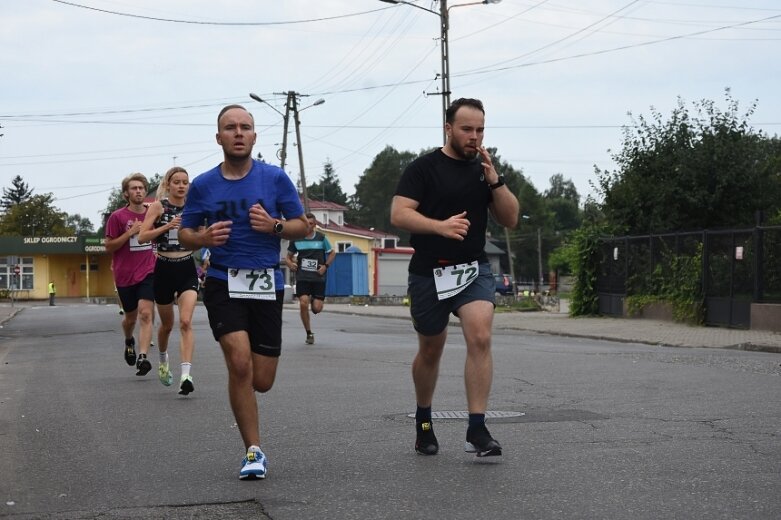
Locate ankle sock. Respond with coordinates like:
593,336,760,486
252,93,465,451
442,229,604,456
181,362,192,378
416,405,432,424
468,413,486,430
159,352,168,364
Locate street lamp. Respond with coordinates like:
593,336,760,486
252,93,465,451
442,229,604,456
379,0,502,145
250,92,290,171
522,215,544,292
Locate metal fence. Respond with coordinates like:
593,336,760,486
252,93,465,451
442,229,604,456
596,226,781,328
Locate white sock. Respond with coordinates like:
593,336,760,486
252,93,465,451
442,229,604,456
181,362,191,378
159,351,168,364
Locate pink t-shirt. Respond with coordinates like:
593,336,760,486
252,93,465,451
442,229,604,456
105,206,155,288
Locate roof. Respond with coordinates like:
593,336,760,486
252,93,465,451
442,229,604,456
317,219,399,241
306,199,349,211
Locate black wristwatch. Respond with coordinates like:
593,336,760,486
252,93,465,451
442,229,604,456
273,220,284,235
489,176,505,190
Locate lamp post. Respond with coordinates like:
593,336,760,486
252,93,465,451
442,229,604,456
249,92,290,171
250,92,325,213
379,0,502,145
521,215,544,292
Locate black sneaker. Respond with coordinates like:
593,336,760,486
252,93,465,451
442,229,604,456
415,421,439,455
465,424,502,457
305,332,315,345
124,338,137,366
135,354,152,376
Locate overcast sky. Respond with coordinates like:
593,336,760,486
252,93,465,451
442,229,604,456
1,0,780,227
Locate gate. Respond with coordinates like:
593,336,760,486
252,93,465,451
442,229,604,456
595,227,781,329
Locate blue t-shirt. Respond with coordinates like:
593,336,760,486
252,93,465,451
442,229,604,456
181,160,304,288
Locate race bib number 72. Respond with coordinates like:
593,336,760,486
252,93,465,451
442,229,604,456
433,261,479,300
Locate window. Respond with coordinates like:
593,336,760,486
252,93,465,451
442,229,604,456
0,256,33,290
383,238,397,249
337,242,352,253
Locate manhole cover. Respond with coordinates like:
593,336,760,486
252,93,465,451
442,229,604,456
406,410,524,419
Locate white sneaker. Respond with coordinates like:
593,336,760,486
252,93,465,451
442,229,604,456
239,446,267,480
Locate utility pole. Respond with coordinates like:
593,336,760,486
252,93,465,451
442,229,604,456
250,91,324,214
537,227,544,291
289,93,310,213
279,92,291,171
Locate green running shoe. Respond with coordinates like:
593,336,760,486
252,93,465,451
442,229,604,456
158,361,173,386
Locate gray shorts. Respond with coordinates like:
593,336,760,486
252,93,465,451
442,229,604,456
408,262,495,336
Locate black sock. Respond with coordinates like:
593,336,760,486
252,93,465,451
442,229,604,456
125,338,135,346
416,405,432,424
468,413,485,430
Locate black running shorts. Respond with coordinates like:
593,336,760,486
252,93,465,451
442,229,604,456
153,255,199,305
116,273,155,314
202,278,284,357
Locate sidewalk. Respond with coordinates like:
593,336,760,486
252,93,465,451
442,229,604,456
320,301,781,353
4,299,781,353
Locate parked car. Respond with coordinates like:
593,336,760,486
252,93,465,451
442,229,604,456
494,273,514,295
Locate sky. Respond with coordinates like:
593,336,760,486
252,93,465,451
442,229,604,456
1,0,780,228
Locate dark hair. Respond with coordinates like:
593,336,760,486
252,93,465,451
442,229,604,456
217,104,253,128
445,98,485,124
305,212,316,219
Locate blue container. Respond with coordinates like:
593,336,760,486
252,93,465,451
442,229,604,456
325,249,369,296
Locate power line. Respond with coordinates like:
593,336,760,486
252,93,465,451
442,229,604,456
51,0,392,26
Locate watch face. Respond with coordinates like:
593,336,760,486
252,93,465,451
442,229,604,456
274,222,283,234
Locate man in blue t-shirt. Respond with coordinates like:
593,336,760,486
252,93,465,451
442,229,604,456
285,213,336,345
179,104,308,481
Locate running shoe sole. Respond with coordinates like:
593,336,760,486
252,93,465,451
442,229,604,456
135,358,152,376
178,377,194,395
464,440,502,457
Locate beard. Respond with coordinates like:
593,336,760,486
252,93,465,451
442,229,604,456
450,140,479,161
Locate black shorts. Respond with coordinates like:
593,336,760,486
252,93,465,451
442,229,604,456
153,255,199,305
408,262,495,336
295,279,326,300
202,278,284,357
116,273,155,314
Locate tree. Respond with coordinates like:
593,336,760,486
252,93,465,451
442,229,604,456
307,160,348,206
2,175,34,213
0,194,70,236
348,146,417,240
596,90,781,234
65,214,95,236
543,174,582,233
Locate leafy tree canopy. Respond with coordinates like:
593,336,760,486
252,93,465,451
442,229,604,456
596,89,781,234
347,145,417,242
0,194,71,236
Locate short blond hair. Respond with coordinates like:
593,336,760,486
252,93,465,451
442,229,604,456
121,172,149,202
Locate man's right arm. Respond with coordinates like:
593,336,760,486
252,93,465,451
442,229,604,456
179,221,232,250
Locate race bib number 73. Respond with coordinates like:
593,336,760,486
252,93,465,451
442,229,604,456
433,261,479,300
227,268,276,300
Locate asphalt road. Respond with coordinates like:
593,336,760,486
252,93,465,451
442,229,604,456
1,303,780,519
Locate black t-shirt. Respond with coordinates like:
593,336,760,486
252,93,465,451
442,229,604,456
395,149,491,275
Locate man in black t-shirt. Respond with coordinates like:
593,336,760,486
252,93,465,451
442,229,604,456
390,98,519,458
285,213,336,345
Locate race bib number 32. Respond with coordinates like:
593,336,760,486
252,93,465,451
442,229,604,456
433,261,479,300
227,268,276,300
